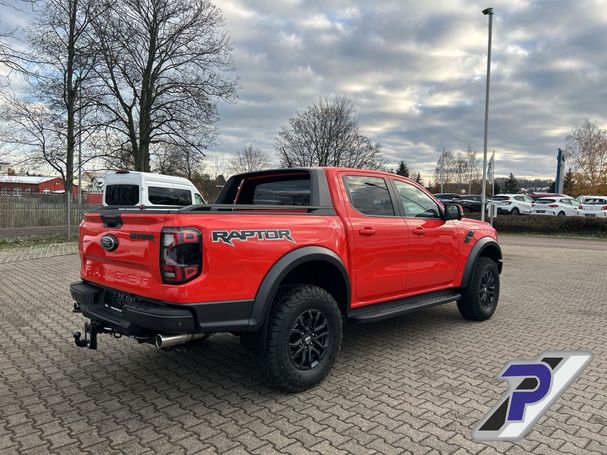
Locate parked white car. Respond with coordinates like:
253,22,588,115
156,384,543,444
529,196,582,217
577,195,604,204
487,194,535,215
579,197,607,218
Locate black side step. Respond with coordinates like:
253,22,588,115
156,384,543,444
348,289,461,323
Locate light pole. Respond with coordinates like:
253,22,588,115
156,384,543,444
480,7,494,222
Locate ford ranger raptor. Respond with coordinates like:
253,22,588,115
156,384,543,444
71,167,502,392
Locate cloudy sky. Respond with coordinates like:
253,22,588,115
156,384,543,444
3,0,607,182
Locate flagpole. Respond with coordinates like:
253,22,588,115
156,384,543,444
491,151,495,197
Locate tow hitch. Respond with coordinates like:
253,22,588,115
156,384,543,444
73,322,120,349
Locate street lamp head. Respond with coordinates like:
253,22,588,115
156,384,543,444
482,7,494,15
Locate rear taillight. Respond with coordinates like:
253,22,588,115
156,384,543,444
580,205,584,209
548,204,559,207
503,201,512,205
160,227,202,284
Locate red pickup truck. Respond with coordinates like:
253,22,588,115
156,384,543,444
71,167,502,392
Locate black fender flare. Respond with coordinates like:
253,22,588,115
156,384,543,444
248,246,350,331
461,237,503,289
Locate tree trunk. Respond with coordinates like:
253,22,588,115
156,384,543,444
64,0,78,221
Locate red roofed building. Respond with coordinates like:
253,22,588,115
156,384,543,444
0,176,78,195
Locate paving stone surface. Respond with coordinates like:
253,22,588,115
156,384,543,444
0,240,606,454
0,242,77,264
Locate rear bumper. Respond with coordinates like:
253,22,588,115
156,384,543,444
70,281,253,336
529,211,556,216
582,211,607,218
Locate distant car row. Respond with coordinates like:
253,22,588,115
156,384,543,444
434,192,607,218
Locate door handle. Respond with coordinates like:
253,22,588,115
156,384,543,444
412,227,425,236
359,227,376,236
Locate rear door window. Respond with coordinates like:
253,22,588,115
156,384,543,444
343,176,395,216
105,184,140,205
148,186,192,206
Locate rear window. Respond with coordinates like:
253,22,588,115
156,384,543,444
586,198,607,205
237,173,311,206
344,176,395,216
536,198,556,204
492,196,510,201
105,184,139,205
148,186,192,206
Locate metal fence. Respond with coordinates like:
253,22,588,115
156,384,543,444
0,193,101,234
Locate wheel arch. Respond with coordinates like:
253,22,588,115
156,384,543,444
461,237,502,289
248,246,351,332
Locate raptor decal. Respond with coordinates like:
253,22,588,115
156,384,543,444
211,229,295,246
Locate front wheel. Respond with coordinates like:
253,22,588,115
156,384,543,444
263,284,342,392
458,257,500,321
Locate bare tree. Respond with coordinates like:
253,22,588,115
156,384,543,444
31,0,98,205
464,147,480,193
206,151,229,180
0,1,39,80
88,0,237,172
229,145,271,174
276,96,384,170
565,119,607,193
0,92,96,183
434,147,480,193
434,149,457,189
153,144,203,179
0,0,98,212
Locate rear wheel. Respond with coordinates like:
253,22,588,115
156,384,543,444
558,211,566,216
511,207,520,215
263,285,342,392
458,257,500,321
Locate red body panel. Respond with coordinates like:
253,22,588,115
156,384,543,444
79,167,497,309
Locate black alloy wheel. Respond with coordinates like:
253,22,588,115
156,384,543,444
288,309,330,370
479,270,497,308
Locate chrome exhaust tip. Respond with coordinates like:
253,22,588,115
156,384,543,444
154,333,208,349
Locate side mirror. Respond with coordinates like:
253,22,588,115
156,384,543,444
445,203,464,221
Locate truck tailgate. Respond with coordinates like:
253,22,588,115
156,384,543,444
80,212,168,294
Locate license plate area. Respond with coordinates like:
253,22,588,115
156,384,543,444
103,289,138,314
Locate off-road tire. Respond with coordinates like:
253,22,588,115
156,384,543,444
511,207,520,215
263,284,342,392
457,257,500,321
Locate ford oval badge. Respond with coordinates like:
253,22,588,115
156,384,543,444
100,234,118,252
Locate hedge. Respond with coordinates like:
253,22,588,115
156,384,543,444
466,213,607,237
